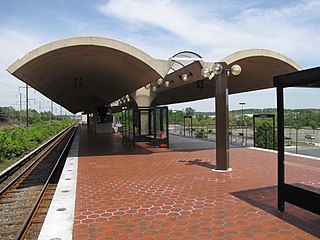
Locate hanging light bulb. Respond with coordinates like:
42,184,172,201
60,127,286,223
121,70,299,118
157,78,164,85
201,67,211,78
230,64,242,76
213,63,223,74
164,80,171,87
152,86,158,92
145,83,151,90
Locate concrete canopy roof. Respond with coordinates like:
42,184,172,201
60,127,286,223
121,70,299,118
151,49,302,106
8,37,302,112
8,36,172,113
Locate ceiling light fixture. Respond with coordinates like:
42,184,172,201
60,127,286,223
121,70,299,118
145,83,151,90
157,78,164,85
179,72,193,82
201,64,241,79
164,80,173,88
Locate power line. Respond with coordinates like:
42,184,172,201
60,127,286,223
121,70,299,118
0,101,18,105
0,59,9,67
0,80,16,89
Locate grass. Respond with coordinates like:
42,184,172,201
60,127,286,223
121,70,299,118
0,120,75,173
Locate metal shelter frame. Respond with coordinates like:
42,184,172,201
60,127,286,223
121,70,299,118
183,116,193,137
122,107,135,149
122,106,169,149
274,66,320,215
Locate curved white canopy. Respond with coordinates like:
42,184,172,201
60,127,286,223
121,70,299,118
8,37,302,113
151,49,302,106
8,36,172,113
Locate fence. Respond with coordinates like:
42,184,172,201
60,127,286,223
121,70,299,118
169,123,320,157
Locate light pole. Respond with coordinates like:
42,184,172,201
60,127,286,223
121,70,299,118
239,102,246,145
201,63,242,171
173,110,177,134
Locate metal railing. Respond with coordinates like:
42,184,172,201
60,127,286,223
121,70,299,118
169,123,320,157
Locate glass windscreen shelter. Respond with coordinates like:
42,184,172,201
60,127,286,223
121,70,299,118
134,106,169,148
122,107,135,148
122,106,169,148
274,66,320,215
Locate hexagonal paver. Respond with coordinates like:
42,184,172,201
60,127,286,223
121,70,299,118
72,128,320,239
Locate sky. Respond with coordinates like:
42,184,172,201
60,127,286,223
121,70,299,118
1,0,320,113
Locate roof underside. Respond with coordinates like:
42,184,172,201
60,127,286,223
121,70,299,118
8,38,302,113
8,37,171,113
152,49,302,106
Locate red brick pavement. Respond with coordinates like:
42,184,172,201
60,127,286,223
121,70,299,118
73,128,319,239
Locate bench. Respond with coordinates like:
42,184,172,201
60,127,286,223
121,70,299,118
146,132,167,147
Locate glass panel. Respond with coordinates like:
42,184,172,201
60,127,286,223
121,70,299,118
140,111,149,135
254,116,275,150
283,87,320,194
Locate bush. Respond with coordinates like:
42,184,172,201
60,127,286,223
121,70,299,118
255,120,277,150
195,129,207,139
0,120,74,162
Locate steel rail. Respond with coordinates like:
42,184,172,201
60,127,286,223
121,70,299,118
0,125,74,196
0,125,72,184
15,125,78,240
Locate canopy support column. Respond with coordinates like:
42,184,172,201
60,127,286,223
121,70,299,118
214,62,231,171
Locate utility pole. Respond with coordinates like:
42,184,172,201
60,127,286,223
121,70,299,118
26,84,29,127
16,91,23,124
239,102,246,145
39,101,41,121
51,101,53,120
18,84,38,127
18,87,26,125
19,92,22,111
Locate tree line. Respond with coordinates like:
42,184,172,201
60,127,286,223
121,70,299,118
168,107,320,129
0,106,70,127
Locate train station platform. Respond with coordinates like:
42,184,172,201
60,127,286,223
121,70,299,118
41,125,319,240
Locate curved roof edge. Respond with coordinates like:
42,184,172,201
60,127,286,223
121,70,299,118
7,36,172,77
220,48,303,71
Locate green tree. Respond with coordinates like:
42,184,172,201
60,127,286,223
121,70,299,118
255,120,276,150
184,107,196,117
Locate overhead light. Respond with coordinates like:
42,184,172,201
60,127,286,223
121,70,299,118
179,72,192,82
145,83,151,90
213,63,223,75
157,78,164,85
200,67,213,78
151,86,158,92
201,63,242,79
164,80,173,88
230,64,242,76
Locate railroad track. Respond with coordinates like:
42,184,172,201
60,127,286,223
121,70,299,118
0,125,78,240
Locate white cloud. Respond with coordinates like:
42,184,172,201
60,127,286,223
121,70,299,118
0,28,44,64
99,0,320,67
0,28,45,107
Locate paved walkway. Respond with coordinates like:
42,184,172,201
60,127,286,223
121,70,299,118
73,126,319,240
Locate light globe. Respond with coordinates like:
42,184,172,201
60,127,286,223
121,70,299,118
151,86,157,92
231,64,241,76
164,80,170,87
201,67,211,78
181,74,189,81
145,83,151,90
213,63,223,75
157,78,164,85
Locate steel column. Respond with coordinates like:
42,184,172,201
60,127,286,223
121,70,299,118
215,63,229,170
